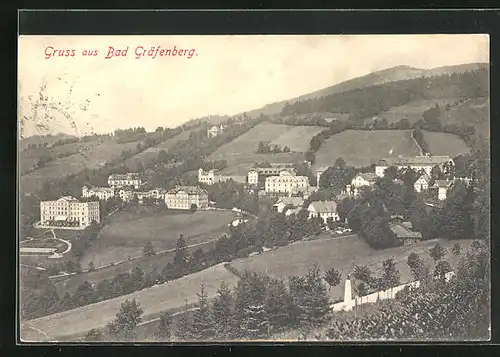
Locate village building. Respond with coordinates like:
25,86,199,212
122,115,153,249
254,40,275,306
273,196,305,213
375,155,454,178
82,185,116,201
346,172,378,196
108,173,143,189
40,196,100,228
134,188,167,203
434,179,455,200
390,223,423,245
265,170,310,196
247,164,296,185
165,186,209,210
414,173,432,193
198,168,247,185
307,200,340,224
207,124,225,138
285,207,303,217
316,166,330,187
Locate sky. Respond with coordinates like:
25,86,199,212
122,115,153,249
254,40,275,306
18,34,489,137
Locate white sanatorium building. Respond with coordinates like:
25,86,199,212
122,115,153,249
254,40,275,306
265,170,310,195
375,155,453,178
108,173,143,189
165,186,209,210
247,165,296,185
82,185,116,201
40,196,100,228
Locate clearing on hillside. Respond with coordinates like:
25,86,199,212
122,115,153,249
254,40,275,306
441,97,489,138
230,234,473,304
313,129,420,170
208,122,323,175
379,98,460,125
123,129,195,169
20,139,142,193
21,263,240,342
421,130,470,157
80,209,239,270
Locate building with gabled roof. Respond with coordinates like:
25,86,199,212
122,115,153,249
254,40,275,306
273,196,305,213
390,223,423,245
346,172,379,196
375,155,454,178
165,186,208,210
414,172,432,193
40,196,100,228
307,200,339,224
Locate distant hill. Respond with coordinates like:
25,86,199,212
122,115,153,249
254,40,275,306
183,114,230,128
240,62,489,119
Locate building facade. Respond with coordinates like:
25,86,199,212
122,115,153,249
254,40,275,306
273,197,305,213
316,166,330,187
435,179,455,200
346,172,378,196
265,170,310,195
375,156,454,178
247,165,296,186
108,173,143,189
82,185,116,201
307,200,339,224
198,168,222,185
165,186,209,210
414,173,432,193
207,124,225,138
40,196,100,228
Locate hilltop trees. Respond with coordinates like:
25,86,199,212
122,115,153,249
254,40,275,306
107,299,144,340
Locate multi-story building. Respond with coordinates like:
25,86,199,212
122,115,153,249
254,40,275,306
316,166,330,187
82,185,116,201
414,173,432,193
265,170,310,196
375,156,454,178
165,186,209,210
273,196,305,213
247,165,296,186
198,168,223,185
346,172,378,196
434,179,455,200
207,124,225,138
108,173,143,189
40,196,100,228
307,200,339,224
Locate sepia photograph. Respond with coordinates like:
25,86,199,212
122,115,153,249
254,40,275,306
17,34,491,343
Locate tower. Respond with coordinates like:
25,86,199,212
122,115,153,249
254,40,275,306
343,276,353,311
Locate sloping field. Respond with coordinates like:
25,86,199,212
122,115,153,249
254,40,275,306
19,140,102,174
208,122,322,175
380,98,460,125
314,130,420,170
21,263,240,342
80,210,239,270
422,130,470,157
442,97,489,138
230,234,473,304
20,139,142,193
123,129,194,168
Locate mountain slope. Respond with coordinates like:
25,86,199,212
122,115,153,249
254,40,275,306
241,62,489,119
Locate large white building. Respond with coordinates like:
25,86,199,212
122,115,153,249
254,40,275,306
307,200,340,224
40,196,100,228
265,170,310,196
82,185,116,201
198,168,223,185
165,186,209,210
207,124,225,138
108,173,143,189
247,165,295,185
346,172,378,196
375,156,454,178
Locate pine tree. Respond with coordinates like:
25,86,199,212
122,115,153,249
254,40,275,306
190,284,216,341
380,258,401,290
173,234,190,276
154,312,173,340
264,278,291,332
212,281,234,339
107,299,143,341
300,268,331,325
175,300,193,341
429,243,446,263
324,267,342,291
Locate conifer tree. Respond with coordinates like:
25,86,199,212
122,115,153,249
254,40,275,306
154,312,173,340
190,284,216,341
301,268,331,325
264,278,291,332
175,300,193,341
173,234,190,276
212,281,234,339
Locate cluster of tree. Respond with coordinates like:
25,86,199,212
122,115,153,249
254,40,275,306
203,181,259,214
270,114,333,127
327,240,489,341
281,68,488,121
200,159,228,172
113,127,147,143
318,157,356,193
256,141,291,154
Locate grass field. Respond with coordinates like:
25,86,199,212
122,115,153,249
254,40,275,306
313,130,421,170
380,98,460,125
19,139,142,193
421,130,470,157
230,234,474,304
208,122,323,175
442,97,489,138
79,209,239,270
123,129,194,168
21,263,240,342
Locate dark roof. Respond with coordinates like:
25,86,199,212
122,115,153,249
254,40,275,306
390,224,423,239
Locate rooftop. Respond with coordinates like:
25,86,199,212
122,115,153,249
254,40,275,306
308,200,337,213
355,172,378,182
376,155,453,166
390,224,423,239
167,186,207,195
275,197,304,207
434,179,455,188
